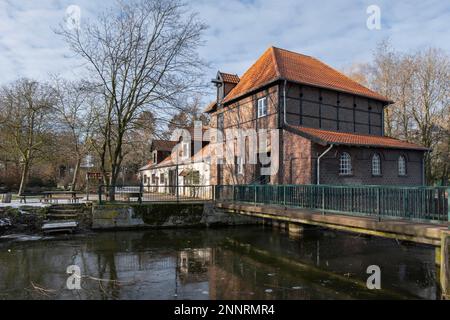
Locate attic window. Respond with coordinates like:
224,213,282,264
257,97,267,118
217,113,224,130
182,142,189,159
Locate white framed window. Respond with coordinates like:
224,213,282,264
217,113,224,130
257,97,267,118
339,152,352,175
182,142,189,159
398,155,407,176
371,153,381,176
236,156,244,175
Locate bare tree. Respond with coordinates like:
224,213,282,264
0,79,55,195
345,41,450,184
410,48,450,181
52,78,96,191
166,95,210,135
58,0,206,198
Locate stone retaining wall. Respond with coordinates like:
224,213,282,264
91,202,257,229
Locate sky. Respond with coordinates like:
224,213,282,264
0,0,449,98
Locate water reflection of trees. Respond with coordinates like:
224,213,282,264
0,228,439,300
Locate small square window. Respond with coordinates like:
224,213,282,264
257,97,267,118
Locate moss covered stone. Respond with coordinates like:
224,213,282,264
131,203,204,226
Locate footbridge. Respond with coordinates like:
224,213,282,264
214,184,450,298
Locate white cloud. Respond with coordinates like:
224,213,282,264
0,0,448,94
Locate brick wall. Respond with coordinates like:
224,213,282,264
311,144,424,185
209,84,279,185
284,82,384,135
208,80,424,187
281,129,312,184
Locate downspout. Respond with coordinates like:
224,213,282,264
317,144,334,185
280,80,287,184
283,80,287,126
422,150,429,186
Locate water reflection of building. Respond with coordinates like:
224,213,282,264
177,248,212,284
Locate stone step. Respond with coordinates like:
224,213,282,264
42,221,78,234
46,213,79,219
48,209,80,214
49,205,84,210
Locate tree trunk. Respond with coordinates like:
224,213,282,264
18,162,29,196
108,175,116,201
70,157,81,191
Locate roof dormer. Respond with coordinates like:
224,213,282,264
211,71,240,103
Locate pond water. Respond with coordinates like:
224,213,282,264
0,226,439,300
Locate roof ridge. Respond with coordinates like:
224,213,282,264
272,46,312,59
270,46,282,78
220,71,239,76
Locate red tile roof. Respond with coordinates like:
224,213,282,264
222,46,391,104
204,101,217,113
151,140,177,152
139,145,210,171
220,72,240,84
288,125,428,151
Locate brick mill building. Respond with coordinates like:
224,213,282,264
205,46,428,186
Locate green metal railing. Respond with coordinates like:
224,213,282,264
215,184,450,224
98,185,213,204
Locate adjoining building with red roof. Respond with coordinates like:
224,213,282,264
138,129,212,197
206,46,428,185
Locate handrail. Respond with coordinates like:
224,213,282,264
215,184,449,225
98,184,214,204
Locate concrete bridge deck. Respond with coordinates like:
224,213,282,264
215,201,450,298
216,201,448,246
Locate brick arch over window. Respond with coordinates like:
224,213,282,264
339,152,352,175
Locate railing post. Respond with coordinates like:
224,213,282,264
321,186,325,215
447,187,450,230
139,183,143,204
232,185,235,202
98,185,103,205
377,187,381,222
283,185,286,206
254,185,257,205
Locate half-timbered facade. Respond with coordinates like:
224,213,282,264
205,47,428,186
